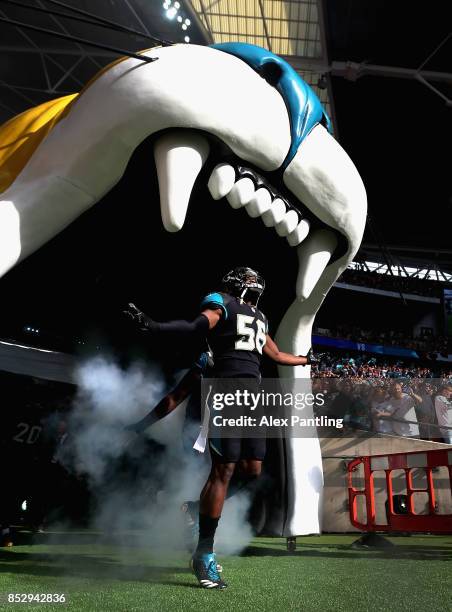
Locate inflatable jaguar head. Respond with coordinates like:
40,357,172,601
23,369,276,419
0,42,366,374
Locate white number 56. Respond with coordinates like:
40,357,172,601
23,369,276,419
235,315,266,354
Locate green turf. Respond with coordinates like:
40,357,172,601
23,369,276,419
0,533,451,612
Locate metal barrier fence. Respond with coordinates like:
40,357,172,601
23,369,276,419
348,449,452,532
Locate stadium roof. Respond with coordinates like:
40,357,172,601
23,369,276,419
0,0,208,120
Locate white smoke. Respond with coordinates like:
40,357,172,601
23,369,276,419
215,493,253,556
64,356,253,556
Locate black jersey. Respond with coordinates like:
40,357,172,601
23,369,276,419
204,293,268,378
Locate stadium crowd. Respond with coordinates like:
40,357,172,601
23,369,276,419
310,351,452,378
314,323,452,355
339,267,448,298
311,352,452,442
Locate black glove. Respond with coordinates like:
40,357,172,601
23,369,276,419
299,348,318,366
122,303,158,333
122,302,144,323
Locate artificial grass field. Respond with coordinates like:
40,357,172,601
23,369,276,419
0,532,451,612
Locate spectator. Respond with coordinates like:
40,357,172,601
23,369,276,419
434,385,452,444
328,380,354,421
415,382,437,440
346,386,373,431
371,387,393,434
382,382,420,438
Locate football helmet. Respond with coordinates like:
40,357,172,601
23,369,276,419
221,267,265,305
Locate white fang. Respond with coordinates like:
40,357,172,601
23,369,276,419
154,131,209,232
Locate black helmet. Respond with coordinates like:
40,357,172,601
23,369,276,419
222,267,265,305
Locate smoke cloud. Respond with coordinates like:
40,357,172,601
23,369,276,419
62,356,253,557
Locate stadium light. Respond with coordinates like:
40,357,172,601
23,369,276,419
163,0,192,37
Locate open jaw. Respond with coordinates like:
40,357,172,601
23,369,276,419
0,43,366,534
154,125,358,353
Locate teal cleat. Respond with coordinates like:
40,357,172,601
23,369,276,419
191,552,227,589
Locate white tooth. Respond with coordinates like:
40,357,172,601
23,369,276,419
262,198,286,227
287,218,310,247
245,187,272,218
296,229,338,300
226,177,255,209
275,210,299,237
154,132,209,232
207,163,235,200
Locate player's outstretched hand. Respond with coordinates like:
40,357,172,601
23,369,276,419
122,303,159,333
122,302,143,322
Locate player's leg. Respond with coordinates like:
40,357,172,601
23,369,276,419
237,458,262,477
195,457,235,564
235,439,267,525
182,459,262,556
198,460,236,519
240,437,266,472
223,457,262,501
191,440,239,589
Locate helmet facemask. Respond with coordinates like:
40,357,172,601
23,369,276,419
222,267,265,306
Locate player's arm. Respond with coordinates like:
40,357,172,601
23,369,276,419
263,334,311,366
123,303,211,336
125,367,201,433
123,292,226,336
200,308,222,329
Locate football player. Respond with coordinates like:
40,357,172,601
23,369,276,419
124,267,314,589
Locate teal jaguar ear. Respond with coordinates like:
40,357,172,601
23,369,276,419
211,42,332,169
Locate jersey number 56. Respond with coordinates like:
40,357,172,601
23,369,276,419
235,314,266,354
